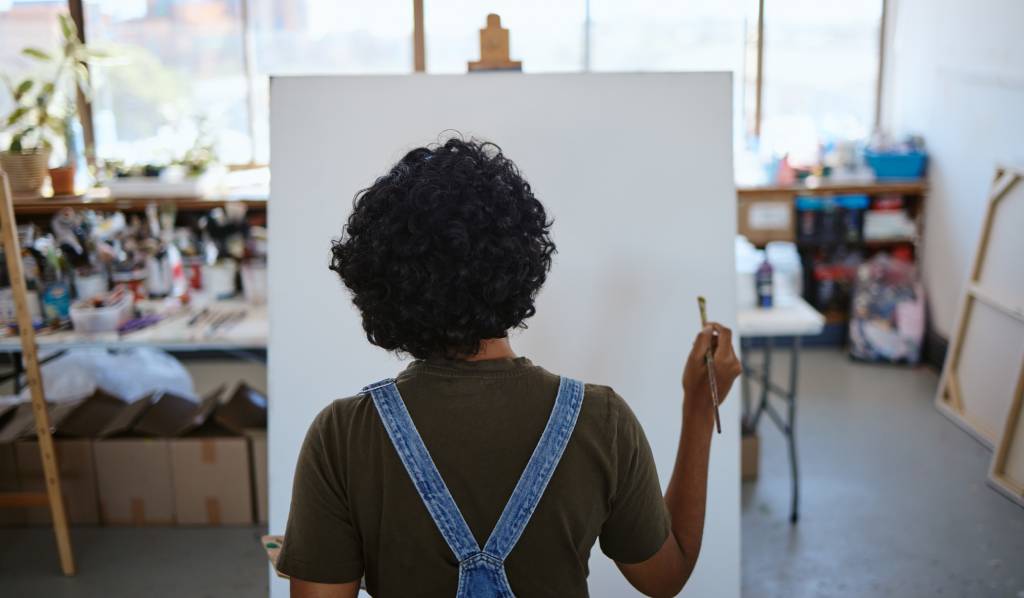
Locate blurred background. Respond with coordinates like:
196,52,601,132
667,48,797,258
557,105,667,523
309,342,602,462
0,1,1022,597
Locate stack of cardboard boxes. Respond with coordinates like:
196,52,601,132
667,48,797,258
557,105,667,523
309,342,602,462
0,382,267,527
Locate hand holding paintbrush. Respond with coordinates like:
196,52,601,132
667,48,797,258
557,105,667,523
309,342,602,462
698,297,723,433
682,297,742,434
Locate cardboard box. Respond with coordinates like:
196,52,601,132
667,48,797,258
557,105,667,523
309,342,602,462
13,392,124,525
94,393,176,526
16,439,99,524
0,441,21,526
0,401,24,526
0,401,39,444
247,429,268,525
216,384,267,525
742,432,759,481
738,193,795,246
93,438,175,525
168,386,254,526
170,436,252,525
215,383,267,434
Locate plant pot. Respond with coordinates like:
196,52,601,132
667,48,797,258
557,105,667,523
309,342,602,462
49,165,76,196
0,149,51,195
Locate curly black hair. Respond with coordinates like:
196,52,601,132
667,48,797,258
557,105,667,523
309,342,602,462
329,137,556,359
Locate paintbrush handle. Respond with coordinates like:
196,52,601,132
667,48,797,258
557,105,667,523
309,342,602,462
697,296,722,434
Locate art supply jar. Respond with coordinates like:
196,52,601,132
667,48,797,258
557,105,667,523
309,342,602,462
241,259,267,305
202,261,238,299
41,280,72,323
74,269,108,300
111,266,148,301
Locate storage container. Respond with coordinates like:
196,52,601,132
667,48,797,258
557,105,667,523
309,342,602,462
864,150,927,180
69,293,133,334
835,194,870,244
737,192,794,246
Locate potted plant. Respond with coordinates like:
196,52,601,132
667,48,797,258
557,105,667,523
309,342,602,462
48,115,79,195
1,13,100,195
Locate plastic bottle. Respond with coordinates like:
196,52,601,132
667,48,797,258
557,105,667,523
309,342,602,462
756,256,774,308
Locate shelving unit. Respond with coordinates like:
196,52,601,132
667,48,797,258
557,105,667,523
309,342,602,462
8,189,267,233
10,189,267,214
737,179,928,346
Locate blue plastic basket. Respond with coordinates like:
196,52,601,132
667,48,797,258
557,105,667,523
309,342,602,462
864,150,927,180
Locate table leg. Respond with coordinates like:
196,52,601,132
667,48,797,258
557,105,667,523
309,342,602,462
787,335,801,523
741,338,752,429
743,335,802,524
751,337,772,429
13,351,22,394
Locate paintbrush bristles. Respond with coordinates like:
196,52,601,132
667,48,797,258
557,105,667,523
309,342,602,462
698,296,708,327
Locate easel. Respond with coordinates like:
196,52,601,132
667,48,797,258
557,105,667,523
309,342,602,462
0,171,75,575
468,14,522,72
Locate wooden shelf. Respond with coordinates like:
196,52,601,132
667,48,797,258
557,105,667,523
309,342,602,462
738,179,927,198
797,237,918,249
11,189,267,215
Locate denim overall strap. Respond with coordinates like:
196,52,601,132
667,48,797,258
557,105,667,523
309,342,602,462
365,379,480,562
482,376,585,560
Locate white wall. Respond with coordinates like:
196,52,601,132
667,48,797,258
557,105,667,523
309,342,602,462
881,0,1024,338
268,73,739,598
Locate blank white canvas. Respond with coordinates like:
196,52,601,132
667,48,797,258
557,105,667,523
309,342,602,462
269,73,738,598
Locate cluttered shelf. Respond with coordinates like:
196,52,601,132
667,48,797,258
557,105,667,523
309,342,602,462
1,173,267,348
736,163,928,353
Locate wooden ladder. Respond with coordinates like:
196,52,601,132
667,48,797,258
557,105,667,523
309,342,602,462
0,171,75,575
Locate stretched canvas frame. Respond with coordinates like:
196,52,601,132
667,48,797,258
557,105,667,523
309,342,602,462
989,362,1024,506
936,167,1024,448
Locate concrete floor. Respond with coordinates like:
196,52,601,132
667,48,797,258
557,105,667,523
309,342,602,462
0,526,268,598
742,350,1024,598
1,350,1022,597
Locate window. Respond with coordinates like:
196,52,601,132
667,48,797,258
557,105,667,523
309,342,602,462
759,0,883,162
3,1,887,171
589,0,756,147
589,0,751,73
84,0,251,164
0,0,64,150
248,0,413,162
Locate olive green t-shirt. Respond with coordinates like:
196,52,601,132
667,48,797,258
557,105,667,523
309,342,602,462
277,357,670,597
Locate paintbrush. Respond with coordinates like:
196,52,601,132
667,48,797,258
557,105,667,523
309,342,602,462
698,296,723,434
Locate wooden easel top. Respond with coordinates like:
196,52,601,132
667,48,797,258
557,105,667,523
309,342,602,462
468,14,522,72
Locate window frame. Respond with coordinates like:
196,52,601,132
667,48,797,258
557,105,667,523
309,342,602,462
62,0,886,166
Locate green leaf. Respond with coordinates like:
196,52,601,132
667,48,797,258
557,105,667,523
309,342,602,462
45,116,66,136
59,14,77,42
6,106,30,127
83,48,110,60
41,82,55,96
13,79,33,101
22,47,52,61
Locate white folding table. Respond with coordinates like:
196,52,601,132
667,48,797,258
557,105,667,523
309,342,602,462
737,296,825,523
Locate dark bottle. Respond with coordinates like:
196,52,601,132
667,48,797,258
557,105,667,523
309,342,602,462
756,257,774,308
